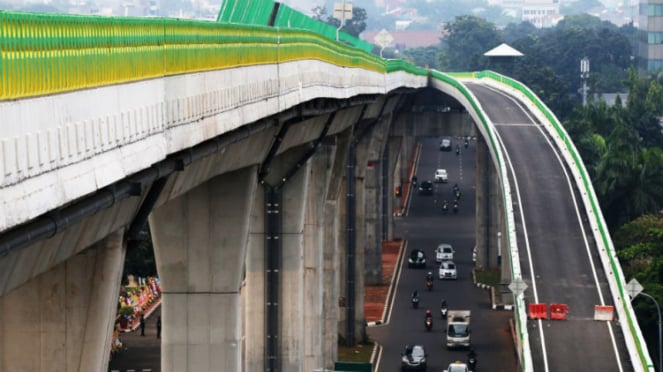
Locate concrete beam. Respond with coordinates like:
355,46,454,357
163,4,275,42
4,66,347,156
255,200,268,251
150,166,257,372
0,230,125,372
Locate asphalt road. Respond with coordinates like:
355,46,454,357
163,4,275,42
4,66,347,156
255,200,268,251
466,82,633,372
368,136,518,372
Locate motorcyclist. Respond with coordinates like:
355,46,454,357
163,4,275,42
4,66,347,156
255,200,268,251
412,175,418,187
455,144,460,155
453,183,459,192
442,200,449,212
425,271,434,282
467,348,477,370
440,299,448,318
424,309,433,330
453,200,459,214
411,290,420,308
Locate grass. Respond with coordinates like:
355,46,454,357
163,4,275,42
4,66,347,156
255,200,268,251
337,340,374,363
474,268,502,303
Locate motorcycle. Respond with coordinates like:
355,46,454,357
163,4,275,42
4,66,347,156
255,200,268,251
412,176,418,188
412,296,419,309
425,316,433,331
453,202,459,214
426,279,433,291
464,139,469,149
442,201,449,214
440,302,448,319
454,190,461,200
468,352,477,371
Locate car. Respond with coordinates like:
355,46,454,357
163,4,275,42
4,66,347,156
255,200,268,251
436,243,455,262
443,361,469,372
418,180,434,195
434,169,448,183
408,249,427,268
401,344,427,371
440,138,452,151
438,260,457,279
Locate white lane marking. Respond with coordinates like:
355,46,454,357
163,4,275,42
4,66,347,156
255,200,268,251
489,85,624,372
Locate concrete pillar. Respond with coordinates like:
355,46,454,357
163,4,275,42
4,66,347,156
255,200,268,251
245,173,265,372
0,230,125,372
302,146,337,372
278,154,310,372
150,167,257,372
475,135,501,269
356,116,392,285
387,136,403,238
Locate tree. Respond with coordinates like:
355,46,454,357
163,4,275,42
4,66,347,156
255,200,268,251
613,214,663,361
402,46,441,69
437,15,502,71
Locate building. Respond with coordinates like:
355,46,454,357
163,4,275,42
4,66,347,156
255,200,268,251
521,0,562,28
639,0,663,71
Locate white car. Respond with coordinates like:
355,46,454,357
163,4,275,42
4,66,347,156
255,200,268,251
438,260,457,280
444,361,469,372
436,243,455,263
439,138,452,151
434,169,448,183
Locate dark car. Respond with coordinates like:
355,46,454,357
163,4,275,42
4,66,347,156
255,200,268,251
401,344,427,371
408,249,427,268
418,180,433,195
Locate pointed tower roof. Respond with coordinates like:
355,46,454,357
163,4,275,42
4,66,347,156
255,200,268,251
484,43,524,57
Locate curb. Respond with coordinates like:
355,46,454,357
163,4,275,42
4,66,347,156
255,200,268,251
471,268,513,311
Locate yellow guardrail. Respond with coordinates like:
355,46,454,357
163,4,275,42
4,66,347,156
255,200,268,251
0,11,427,100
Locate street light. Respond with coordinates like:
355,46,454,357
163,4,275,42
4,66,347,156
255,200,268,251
580,57,590,106
629,278,662,371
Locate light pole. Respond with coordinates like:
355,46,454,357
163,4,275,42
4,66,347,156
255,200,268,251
631,286,662,371
580,57,590,106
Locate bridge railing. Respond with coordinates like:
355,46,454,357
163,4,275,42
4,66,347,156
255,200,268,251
432,70,533,371
0,11,391,101
476,70,654,372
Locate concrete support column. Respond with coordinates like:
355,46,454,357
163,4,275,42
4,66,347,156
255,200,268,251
302,146,337,372
150,167,257,372
321,132,350,368
0,230,125,372
278,155,310,372
387,136,403,237
356,115,392,285
245,177,266,372
475,135,501,269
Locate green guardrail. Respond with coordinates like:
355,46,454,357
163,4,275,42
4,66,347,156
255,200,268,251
0,10,392,100
477,70,654,371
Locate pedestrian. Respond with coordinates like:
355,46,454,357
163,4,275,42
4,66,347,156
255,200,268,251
156,316,161,339
140,314,145,336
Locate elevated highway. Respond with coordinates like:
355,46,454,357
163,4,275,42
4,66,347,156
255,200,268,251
0,10,653,372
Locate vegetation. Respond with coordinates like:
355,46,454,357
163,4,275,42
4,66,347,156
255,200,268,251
337,339,374,362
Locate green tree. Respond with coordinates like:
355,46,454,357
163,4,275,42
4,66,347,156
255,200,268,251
402,46,441,69
123,223,158,281
437,15,502,71
613,214,663,361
